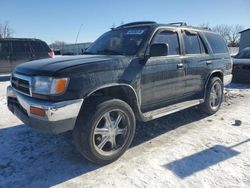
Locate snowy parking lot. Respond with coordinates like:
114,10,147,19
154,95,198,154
1,77,250,188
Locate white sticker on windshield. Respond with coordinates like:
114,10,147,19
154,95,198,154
126,30,145,35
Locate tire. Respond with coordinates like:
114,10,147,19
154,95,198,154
73,97,136,164
200,77,224,115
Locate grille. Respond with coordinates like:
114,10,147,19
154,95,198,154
11,74,31,96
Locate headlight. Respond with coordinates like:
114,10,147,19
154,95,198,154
32,76,69,95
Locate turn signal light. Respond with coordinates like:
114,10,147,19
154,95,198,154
30,106,46,117
54,79,68,94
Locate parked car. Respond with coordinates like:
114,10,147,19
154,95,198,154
0,38,54,74
7,21,232,164
232,47,250,83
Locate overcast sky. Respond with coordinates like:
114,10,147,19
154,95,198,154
1,0,249,44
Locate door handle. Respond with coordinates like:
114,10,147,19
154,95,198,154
206,60,212,65
177,63,184,70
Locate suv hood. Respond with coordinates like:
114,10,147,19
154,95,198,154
14,55,128,76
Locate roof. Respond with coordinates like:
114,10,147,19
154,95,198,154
239,28,250,33
0,38,43,41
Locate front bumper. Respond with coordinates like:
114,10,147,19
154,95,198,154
224,74,233,86
7,86,83,134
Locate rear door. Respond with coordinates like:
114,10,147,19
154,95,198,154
10,40,33,70
0,40,11,73
181,30,211,96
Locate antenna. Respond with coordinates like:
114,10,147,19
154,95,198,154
75,24,83,44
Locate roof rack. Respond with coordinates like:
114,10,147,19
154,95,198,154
166,22,187,26
116,21,157,29
166,22,212,31
113,21,212,31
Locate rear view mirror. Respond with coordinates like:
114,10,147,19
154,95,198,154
150,43,169,57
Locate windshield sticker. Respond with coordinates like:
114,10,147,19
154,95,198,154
126,30,145,35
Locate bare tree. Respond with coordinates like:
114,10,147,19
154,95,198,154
0,21,14,38
198,23,211,29
212,24,244,47
49,41,67,50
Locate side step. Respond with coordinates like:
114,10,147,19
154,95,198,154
143,99,204,120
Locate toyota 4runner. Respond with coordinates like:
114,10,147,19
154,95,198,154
7,21,232,164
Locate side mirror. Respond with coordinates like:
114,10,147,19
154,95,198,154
150,43,169,57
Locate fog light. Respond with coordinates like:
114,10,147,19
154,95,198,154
30,106,46,117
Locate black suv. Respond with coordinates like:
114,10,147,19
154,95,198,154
0,38,53,74
7,22,232,164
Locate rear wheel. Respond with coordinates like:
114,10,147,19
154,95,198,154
73,98,136,164
200,77,223,114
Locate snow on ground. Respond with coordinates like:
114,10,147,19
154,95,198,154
0,79,250,188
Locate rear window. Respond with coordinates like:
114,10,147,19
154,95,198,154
204,32,228,54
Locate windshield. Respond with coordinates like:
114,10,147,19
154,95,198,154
85,27,149,55
235,48,250,59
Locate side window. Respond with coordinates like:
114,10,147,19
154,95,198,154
152,30,180,55
204,32,228,54
0,41,10,56
12,41,31,54
30,41,50,53
41,41,51,52
31,41,43,53
183,31,201,54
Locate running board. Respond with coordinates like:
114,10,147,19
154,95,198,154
143,99,204,120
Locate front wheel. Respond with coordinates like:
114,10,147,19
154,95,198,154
200,77,224,114
73,98,136,164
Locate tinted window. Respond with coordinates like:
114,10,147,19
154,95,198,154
152,30,180,55
30,41,50,53
0,41,10,55
41,41,51,51
12,41,31,54
235,48,250,59
183,31,201,54
204,32,228,54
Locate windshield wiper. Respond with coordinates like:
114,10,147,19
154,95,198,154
97,49,122,55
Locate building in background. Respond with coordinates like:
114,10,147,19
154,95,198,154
51,42,92,55
60,42,92,55
239,28,250,51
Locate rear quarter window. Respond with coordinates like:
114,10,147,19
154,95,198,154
204,32,228,54
30,41,51,53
